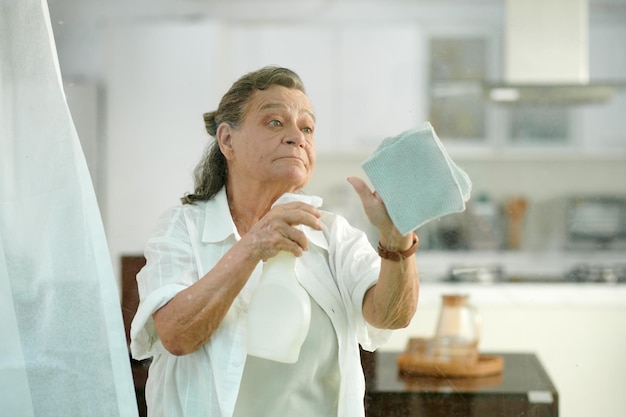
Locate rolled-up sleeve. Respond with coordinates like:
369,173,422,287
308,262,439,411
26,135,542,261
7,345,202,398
130,208,199,360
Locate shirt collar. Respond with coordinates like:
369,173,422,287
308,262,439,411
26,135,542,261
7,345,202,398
201,187,329,251
306,225,328,251
202,187,238,243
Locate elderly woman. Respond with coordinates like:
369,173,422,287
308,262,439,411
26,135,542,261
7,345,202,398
130,66,419,417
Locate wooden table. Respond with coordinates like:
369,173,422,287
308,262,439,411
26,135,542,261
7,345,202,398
361,351,558,417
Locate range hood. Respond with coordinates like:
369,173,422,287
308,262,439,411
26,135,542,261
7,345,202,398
486,0,616,105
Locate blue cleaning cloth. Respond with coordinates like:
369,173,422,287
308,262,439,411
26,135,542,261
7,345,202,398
361,122,472,235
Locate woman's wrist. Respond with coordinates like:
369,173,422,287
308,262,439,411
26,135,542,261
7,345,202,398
378,228,414,251
377,232,418,261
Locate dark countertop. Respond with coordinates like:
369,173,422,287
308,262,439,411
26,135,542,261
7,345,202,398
362,351,559,417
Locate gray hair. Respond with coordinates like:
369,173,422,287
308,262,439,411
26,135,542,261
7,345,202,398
181,66,306,204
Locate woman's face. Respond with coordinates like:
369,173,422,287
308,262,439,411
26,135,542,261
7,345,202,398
220,84,316,192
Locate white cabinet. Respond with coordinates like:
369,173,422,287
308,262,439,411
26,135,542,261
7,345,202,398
228,24,422,154
579,24,626,150
424,23,626,153
336,26,421,152
209,21,626,154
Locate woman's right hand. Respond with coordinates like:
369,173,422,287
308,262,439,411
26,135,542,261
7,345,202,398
154,202,321,356
242,201,323,261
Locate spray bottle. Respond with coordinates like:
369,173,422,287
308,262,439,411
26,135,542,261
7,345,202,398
246,193,323,363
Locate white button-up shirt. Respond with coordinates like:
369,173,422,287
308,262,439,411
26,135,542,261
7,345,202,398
130,188,391,417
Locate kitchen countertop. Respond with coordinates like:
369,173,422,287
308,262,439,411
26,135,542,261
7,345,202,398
417,281,626,308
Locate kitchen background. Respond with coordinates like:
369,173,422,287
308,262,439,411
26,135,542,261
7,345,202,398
49,0,625,416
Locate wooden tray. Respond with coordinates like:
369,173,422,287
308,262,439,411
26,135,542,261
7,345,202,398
400,371,503,391
397,353,504,378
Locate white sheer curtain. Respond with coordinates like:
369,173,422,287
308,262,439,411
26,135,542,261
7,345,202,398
0,1,138,416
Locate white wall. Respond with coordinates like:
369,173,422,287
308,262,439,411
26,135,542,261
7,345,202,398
102,23,219,278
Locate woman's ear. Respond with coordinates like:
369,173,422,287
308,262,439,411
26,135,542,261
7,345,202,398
216,122,234,160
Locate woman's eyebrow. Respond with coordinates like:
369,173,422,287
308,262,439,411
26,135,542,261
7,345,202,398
259,102,286,113
259,102,316,122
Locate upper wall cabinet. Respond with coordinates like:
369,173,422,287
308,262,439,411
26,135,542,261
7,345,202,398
335,26,421,153
427,36,490,142
104,18,625,160
229,24,422,154
229,20,625,155
426,32,576,148
424,21,626,154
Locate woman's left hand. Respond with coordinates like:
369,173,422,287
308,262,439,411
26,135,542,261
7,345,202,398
348,176,419,329
347,176,410,247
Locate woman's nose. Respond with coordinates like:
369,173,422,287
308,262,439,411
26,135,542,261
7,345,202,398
284,126,306,147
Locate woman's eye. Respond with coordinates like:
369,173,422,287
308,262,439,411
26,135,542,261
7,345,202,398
302,127,313,134
268,120,282,127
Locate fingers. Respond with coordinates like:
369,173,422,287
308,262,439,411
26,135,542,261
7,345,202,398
247,202,322,259
273,202,323,254
276,201,323,231
347,176,371,203
347,176,397,234
347,176,384,207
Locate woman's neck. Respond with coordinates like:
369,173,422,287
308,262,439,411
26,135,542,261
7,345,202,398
226,182,296,232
